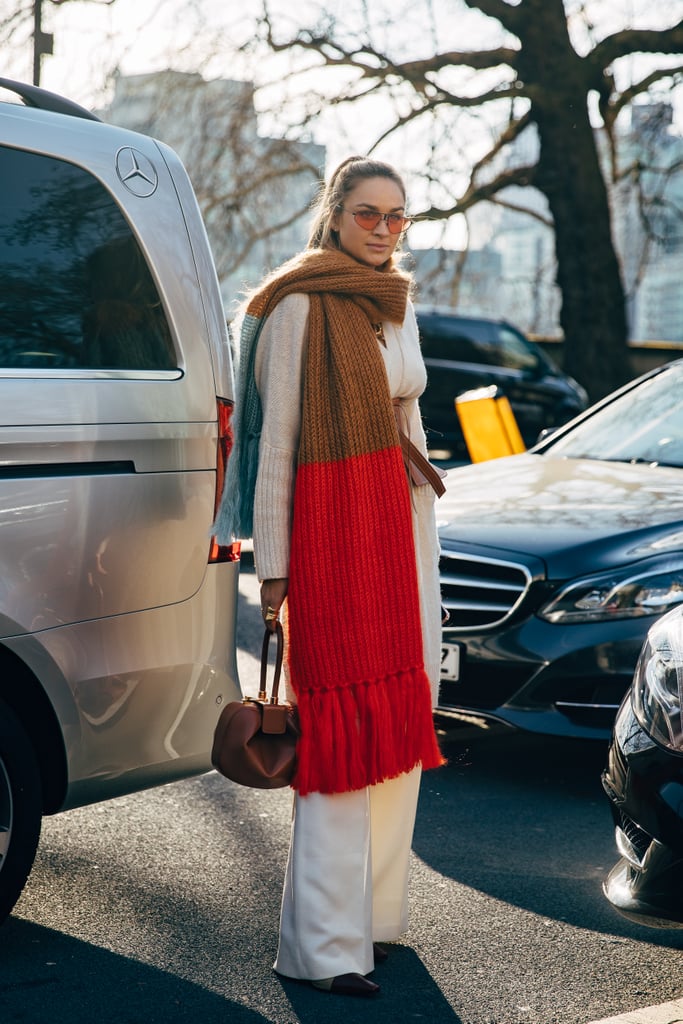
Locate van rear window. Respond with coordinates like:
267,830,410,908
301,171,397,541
0,145,177,371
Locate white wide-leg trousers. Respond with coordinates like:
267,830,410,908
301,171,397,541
273,766,422,981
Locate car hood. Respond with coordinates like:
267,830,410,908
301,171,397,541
437,453,683,577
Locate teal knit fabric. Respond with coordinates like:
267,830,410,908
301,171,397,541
213,310,264,541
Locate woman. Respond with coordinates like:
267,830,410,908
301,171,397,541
214,155,445,997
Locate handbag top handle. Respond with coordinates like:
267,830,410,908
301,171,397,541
258,620,284,705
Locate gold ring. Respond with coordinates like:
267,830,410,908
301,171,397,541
264,606,278,621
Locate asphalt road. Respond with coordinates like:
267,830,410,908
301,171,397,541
2,561,682,1024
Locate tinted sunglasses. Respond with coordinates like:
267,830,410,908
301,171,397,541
342,209,412,234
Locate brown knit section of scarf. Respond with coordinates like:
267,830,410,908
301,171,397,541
300,291,398,464
246,248,410,466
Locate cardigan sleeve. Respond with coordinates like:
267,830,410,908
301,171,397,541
252,292,308,581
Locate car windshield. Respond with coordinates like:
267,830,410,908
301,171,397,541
546,362,683,468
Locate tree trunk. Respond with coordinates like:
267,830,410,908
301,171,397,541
514,0,630,402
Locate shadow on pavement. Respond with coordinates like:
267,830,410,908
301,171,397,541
413,723,683,951
0,916,270,1024
276,943,462,1024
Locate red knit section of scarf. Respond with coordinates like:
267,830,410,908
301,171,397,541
287,447,445,796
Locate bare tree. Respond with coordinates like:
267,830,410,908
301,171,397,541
253,0,683,400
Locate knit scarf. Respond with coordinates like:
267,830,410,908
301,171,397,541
216,248,444,795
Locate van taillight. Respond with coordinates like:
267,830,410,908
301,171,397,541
209,537,240,563
209,397,240,564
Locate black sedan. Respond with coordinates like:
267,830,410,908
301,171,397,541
601,606,683,927
416,307,588,459
437,358,683,739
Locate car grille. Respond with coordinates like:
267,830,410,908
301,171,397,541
440,549,532,629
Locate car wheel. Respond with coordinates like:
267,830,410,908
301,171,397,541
0,700,42,924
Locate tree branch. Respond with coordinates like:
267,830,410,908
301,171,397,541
397,46,520,77
608,66,683,124
487,194,554,228
260,3,519,83
461,0,525,35
591,23,683,69
470,108,533,181
417,162,538,221
264,24,519,80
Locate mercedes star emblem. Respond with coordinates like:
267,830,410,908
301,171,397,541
115,147,158,198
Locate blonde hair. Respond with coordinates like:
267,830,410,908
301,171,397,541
307,156,408,269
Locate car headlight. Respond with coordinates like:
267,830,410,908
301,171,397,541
539,567,683,624
632,619,683,752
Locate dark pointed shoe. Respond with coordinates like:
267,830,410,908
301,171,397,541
373,942,389,964
311,973,380,997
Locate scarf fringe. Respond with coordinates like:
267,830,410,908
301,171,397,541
292,668,445,796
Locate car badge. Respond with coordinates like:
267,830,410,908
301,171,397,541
115,147,158,197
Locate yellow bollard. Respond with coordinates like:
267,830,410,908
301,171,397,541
455,385,526,462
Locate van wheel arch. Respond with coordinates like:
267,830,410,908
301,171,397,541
0,646,68,815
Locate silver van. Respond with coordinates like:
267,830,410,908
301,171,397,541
0,79,241,921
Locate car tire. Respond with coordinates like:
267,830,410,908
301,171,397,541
0,700,42,924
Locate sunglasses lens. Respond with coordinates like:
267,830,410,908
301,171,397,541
387,216,406,234
355,212,381,230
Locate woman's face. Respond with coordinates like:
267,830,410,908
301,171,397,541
332,176,407,268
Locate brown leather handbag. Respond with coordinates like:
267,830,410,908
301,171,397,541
211,621,299,789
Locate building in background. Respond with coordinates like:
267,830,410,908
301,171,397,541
410,245,504,314
608,103,683,342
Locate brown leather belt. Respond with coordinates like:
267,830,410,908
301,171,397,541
393,400,446,497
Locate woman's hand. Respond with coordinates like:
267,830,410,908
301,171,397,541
261,578,288,631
